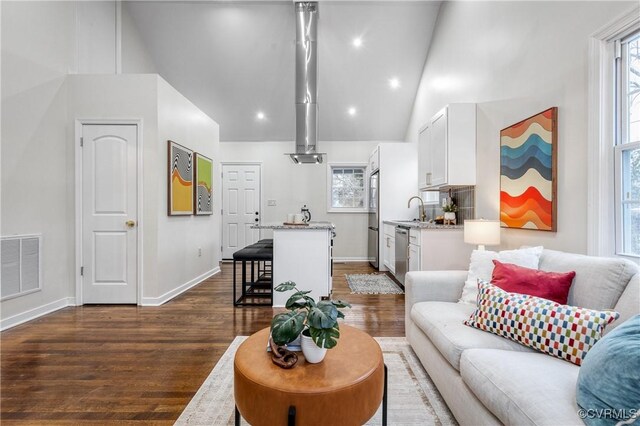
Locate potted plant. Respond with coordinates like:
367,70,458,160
442,202,457,224
270,281,351,364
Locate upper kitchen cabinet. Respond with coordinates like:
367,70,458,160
418,104,476,190
368,146,380,172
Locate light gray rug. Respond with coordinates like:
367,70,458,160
346,273,404,294
176,337,456,426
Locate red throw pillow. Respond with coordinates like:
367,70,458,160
490,260,576,304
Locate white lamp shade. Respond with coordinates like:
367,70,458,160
464,220,501,246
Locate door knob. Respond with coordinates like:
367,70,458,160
255,211,259,215
126,220,136,228
254,218,259,222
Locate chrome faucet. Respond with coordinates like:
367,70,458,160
407,196,427,222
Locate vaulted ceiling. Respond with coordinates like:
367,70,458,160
125,1,441,142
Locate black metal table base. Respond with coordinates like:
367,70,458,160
233,259,273,306
234,363,388,425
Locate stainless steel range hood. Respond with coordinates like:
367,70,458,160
288,1,324,164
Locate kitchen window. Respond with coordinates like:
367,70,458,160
615,30,640,256
327,164,368,213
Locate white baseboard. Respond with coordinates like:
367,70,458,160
333,257,371,262
1,297,76,331
140,267,220,306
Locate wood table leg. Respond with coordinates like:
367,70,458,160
383,363,388,426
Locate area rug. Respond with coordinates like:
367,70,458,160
345,273,404,294
175,337,456,425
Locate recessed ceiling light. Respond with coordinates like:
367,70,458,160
348,107,357,116
256,111,265,120
352,38,363,48
389,78,400,89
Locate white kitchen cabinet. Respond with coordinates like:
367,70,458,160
418,104,476,190
409,228,473,271
270,226,333,307
409,228,421,246
383,224,395,273
408,243,420,272
368,146,380,172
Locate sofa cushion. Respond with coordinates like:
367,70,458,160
410,301,534,371
465,281,619,366
576,315,640,426
612,274,640,332
461,349,583,426
491,259,575,304
460,246,543,304
539,249,638,311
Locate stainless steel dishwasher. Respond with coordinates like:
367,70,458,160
395,226,409,285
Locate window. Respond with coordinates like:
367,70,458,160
616,30,640,256
327,164,367,213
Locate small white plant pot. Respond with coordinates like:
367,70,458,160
301,333,327,364
444,212,456,221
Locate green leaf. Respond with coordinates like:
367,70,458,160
330,300,352,309
307,301,338,329
275,281,297,292
337,310,345,319
271,311,306,346
284,290,315,310
309,324,340,349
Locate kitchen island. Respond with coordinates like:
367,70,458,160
252,222,334,307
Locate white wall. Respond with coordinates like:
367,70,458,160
121,2,157,74
76,1,117,73
156,77,221,300
405,1,637,254
68,75,221,304
1,1,77,323
219,140,398,259
1,0,221,327
67,74,160,300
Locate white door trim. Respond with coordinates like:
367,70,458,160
220,162,263,258
74,118,144,305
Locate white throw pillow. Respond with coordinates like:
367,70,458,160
459,246,544,304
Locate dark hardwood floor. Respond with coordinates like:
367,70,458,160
1,262,404,424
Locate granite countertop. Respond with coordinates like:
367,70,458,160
252,221,336,230
383,220,464,230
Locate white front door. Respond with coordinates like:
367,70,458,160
222,164,261,259
81,124,138,304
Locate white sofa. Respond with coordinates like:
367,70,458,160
405,249,640,426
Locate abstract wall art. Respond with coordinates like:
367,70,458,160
168,140,194,216
194,153,213,215
500,107,557,231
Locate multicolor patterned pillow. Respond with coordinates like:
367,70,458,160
464,280,619,365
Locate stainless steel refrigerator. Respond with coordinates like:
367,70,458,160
368,170,379,268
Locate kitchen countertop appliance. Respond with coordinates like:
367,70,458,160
301,205,311,223
395,225,409,285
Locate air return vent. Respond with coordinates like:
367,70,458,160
1,235,41,300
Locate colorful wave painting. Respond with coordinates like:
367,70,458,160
169,141,193,215
194,154,213,215
500,108,556,231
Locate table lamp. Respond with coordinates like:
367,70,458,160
464,219,501,251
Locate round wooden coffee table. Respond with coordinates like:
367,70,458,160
234,324,387,426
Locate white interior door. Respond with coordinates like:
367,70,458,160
222,164,261,259
81,124,138,304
